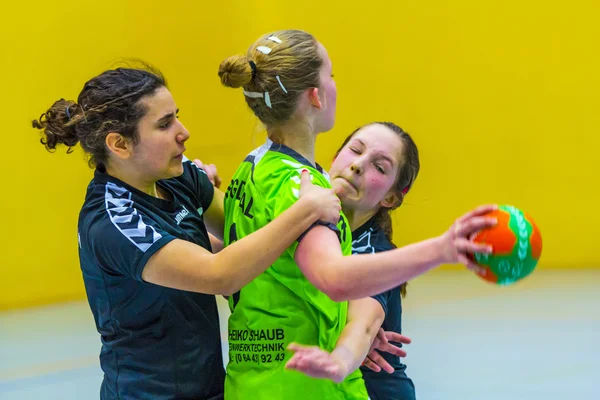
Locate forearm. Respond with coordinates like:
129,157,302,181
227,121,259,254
215,197,320,294
328,237,445,300
142,198,319,295
331,299,384,377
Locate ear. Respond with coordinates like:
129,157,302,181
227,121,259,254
380,191,401,209
105,132,133,160
308,87,323,109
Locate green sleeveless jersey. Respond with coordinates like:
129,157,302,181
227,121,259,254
223,141,368,400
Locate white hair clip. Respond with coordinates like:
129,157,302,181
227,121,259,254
256,46,272,55
276,76,288,93
267,36,282,44
243,90,272,108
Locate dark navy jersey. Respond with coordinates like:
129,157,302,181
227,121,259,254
77,157,224,400
352,217,416,400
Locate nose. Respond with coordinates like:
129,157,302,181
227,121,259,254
350,162,363,176
176,121,190,143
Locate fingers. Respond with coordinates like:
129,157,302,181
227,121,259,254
287,342,319,352
192,159,222,188
203,164,215,175
333,184,344,197
288,355,323,371
369,328,388,353
362,356,382,373
384,332,412,345
457,204,498,224
213,174,222,189
322,211,341,226
285,349,345,383
366,352,395,374
458,254,487,274
455,238,493,255
285,349,320,370
192,159,204,169
299,169,312,188
287,353,315,369
287,342,302,352
376,328,387,343
285,355,300,369
321,214,339,226
204,163,217,177
376,342,407,358
456,216,497,238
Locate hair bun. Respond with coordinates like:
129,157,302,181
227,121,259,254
32,99,79,151
218,55,253,88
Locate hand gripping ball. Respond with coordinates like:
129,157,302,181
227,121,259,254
471,205,542,285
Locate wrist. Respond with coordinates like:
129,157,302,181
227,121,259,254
431,235,450,265
296,195,320,223
330,345,352,380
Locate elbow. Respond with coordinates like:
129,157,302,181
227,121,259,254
206,250,252,296
205,259,239,296
327,285,358,302
213,267,248,297
308,260,355,302
326,287,349,302
317,273,353,302
220,286,237,297
214,273,239,297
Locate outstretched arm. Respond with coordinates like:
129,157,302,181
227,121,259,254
294,205,497,301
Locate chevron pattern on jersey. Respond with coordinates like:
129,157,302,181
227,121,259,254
105,182,162,252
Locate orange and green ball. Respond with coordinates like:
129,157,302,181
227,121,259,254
471,205,542,285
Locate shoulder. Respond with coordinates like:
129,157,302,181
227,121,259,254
254,151,302,181
172,157,210,188
80,180,165,252
167,157,214,209
252,152,301,200
182,156,208,177
260,153,331,189
79,177,122,229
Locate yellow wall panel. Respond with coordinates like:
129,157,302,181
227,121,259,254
1,0,597,309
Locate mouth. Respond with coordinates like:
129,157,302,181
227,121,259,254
174,148,186,159
336,176,358,192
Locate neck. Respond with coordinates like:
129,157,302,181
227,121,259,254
105,163,161,198
268,121,316,165
342,205,378,232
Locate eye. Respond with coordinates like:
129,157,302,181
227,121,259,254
158,111,179,130
349,147,360,154
374,164,385,174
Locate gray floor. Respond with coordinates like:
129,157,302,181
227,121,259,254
1,269,598,399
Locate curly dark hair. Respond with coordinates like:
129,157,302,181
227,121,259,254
32,63,166,168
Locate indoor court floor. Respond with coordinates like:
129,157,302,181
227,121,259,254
1,269,598,400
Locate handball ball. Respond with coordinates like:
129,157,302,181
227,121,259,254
471,205,542,285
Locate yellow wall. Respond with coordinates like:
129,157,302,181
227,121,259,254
1,0,598,310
